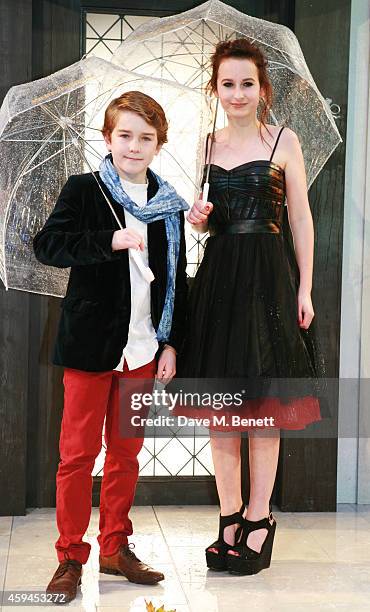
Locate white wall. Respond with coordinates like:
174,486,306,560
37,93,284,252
338,0,370,503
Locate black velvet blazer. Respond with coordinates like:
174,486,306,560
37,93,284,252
33,169,188,372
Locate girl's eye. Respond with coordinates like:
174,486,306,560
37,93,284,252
223,82,252,87
120,134,129,138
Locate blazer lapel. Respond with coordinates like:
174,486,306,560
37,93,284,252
95,171,127,229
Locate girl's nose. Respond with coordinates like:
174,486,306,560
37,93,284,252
233,88,245,99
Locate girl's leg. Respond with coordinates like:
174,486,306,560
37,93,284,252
210,433,242,546
245,430,280,552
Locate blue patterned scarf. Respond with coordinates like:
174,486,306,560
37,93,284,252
99,154,189,343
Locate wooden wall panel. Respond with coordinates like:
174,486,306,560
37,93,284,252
0,0,32,516
26,0,81,508
276,0,350,511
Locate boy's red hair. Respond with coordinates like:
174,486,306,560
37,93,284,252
102,90,168,146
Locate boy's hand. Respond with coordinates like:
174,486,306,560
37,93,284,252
156,345,176,384
187,199,213,225
112,228,145,251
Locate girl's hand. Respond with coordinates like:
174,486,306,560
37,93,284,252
112,228,145,251
156,345,176,384
298,290,314,329
187,198,213,225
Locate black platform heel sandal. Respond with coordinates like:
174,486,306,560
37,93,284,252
227,506,276,575
205,504,245,571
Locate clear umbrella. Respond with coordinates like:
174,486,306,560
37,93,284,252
112,0,342,191
0,55,210,296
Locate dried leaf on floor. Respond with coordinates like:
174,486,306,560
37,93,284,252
145,601,176,612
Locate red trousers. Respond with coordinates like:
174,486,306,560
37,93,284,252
55,359,156,564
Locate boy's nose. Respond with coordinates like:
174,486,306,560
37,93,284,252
129,141,140,152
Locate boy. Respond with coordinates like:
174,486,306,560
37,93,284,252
33,91,188,603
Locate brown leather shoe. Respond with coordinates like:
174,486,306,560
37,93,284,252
99,543,164,585
46,559,82,604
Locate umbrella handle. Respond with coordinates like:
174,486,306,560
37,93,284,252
202,182,210,203
91,172,155,283
129,248,155,283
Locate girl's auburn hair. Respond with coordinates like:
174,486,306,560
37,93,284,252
207,38,274,148
102,90,168,146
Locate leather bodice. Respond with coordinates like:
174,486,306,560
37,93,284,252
204,160,286,232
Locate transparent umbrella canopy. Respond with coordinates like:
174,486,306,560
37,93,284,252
112,0,342,190
0,56,210,296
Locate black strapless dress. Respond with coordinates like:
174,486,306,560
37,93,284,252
179,140,327,430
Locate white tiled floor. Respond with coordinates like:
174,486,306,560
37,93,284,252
1,504,370,611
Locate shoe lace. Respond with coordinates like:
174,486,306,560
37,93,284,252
54,560,81,579
121,542,140,562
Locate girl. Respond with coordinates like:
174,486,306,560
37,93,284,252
182,39,326,576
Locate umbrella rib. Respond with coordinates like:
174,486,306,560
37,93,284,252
70,88,115,121
159,27,211,86
160,148,197,188
160,24,210,76
65,122,103,165
75,137,104,164
158,61,183,84
10,124,62,178
41,104,62,124
201,18,228,44
206,16,305,62
171,28,205,70
1,139,66,143
70,78,146,124
62,129,68,182
82,126,104,132
21,141,75,177
2,123,56,139
183,67,209,89
181,25,217,61
64,91,71,118
20,120,104,177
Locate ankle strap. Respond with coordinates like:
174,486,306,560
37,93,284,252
219,510,243,527
244,510,275,530
245,516,271,530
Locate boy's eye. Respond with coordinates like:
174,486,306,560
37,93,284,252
143,137,152,141
120,134,129,138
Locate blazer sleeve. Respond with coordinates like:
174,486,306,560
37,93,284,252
166,211,188,354
33,175,121,268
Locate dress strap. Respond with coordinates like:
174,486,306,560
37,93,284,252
269,126,285,163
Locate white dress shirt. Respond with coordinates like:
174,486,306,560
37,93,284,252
114,177,158,371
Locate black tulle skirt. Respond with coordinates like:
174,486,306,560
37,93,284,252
177,229,329,431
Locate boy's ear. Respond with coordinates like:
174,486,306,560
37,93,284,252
103,132,112,150
155,143,163,155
